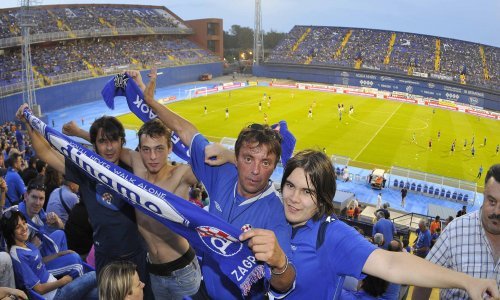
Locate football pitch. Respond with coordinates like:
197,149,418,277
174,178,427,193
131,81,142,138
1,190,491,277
117,86,500,187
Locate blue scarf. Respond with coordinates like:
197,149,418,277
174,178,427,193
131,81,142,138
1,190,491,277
23,108,263,296
101,74,190,161
101,74,296,164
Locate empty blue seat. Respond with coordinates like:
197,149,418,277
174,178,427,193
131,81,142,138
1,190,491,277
410,182,416,191
440,189,445,197
423,185,428,193
399,180,404,188
445,190,451,198
393,179,399,187
464,194,469,202
458,193,463,201
405,182,410,189
428,186,434,194
434,188,440,196
452,192,457,200
416,184,422,192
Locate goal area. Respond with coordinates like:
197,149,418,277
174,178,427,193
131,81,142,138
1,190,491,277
186,87,208,99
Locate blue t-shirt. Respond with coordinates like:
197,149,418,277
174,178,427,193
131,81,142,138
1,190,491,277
415,229,431,256
189,133,291,299
65,158,144,258
372,219,395,249
283,217,377,299
46,185,79,224
5,168,26,207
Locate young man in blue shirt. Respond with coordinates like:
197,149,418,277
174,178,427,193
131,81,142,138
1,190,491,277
139,68,294,299
5,153,26,208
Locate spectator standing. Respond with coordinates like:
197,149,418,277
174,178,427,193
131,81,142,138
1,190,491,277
412,164,500,299
353,204,361,220
430,216,441,234
376,192,382,210
372,211,396,249
18,105,152,299
413,220,431,258
242,150,499,299
141,68,293,299
401,186,408,208
5,152,26,208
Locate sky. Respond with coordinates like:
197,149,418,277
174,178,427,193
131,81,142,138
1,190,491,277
1,0,499,47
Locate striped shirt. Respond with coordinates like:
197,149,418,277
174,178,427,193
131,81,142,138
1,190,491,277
426,210,499,299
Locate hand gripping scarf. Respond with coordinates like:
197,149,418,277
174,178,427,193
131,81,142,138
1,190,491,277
22,108,263,296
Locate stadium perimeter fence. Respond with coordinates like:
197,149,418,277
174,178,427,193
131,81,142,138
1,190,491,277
388,166,477,206
328,155,476,207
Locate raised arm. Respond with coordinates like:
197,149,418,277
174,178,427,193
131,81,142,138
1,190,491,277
62,121,90,142
141,68,199,147
362,249,499,300
16,104,65,175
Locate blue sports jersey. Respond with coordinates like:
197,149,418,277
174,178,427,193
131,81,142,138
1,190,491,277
277,217,377,299
189,133,291,299
10,242,58,299
5,168,26,207
17,202,67,257
65,158,144,258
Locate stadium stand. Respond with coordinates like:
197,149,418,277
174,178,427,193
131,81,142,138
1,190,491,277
266,25,499,90
0,4,220,94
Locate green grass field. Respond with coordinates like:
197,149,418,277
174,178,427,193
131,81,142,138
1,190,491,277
117,86,500,187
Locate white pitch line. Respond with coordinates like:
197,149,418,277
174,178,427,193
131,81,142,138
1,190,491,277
353,103,403,161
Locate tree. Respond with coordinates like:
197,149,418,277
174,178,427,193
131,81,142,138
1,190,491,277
223,24,287,61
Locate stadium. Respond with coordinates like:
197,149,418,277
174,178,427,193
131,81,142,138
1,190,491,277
0,1,499,300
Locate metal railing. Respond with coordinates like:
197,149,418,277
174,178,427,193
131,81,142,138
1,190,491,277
389,166,477,204
0,27,194,48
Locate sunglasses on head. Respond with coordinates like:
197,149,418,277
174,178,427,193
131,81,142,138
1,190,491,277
2,206,19,220
27,183,46,191
247,123,282,142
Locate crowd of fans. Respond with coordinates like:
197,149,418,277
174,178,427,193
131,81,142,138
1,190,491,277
267,25,499,89
0,36,220,87
0,119,211,299
0,4,185,39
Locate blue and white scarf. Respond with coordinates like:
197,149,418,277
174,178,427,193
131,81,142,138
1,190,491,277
101,73,190,161
23,108,263,296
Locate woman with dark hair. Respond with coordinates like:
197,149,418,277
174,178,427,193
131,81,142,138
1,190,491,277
239,150,499,299
0,209,98,300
